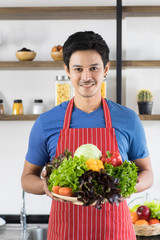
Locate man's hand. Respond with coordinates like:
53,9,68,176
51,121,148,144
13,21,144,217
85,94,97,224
41,169,54,199
21,160,67,202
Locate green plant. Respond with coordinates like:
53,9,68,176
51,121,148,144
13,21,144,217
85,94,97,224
137,89,153,102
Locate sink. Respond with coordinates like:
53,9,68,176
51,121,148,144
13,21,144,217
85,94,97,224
27,228,48,240
0,224,48,240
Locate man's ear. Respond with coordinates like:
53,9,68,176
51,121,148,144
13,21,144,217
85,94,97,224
64,63,70,78
104,62,110,77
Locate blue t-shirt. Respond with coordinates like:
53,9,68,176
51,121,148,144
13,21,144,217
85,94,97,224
26,99,149,167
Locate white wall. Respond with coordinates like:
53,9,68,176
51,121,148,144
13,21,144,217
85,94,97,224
0,0,160,214
0,0,116,7
123,0,160,6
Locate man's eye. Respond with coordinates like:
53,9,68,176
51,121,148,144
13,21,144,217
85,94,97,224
90,67,98,71
75,68,82,72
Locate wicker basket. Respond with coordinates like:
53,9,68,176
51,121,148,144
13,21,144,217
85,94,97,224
133,223,160,236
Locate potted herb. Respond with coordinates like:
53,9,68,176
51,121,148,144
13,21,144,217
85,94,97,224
137,89,153,115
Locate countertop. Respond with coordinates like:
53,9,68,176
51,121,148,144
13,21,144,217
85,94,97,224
137,235,160,240
1,224,160,240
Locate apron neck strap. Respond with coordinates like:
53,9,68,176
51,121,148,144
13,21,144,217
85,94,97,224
63,98,74,129
101,97,112,128
63,97,112,129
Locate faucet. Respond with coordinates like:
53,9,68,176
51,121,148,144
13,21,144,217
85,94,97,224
20,190,27,230
20,190,39,233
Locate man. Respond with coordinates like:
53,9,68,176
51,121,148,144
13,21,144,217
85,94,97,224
21,31,153,240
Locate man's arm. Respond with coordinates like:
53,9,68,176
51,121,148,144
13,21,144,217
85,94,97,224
21,160,53,198
134,156,153,193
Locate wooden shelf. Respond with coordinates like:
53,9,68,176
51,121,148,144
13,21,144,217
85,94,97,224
139,114,160,121
0,6,160,20
123,6,160,17
0,115,39,121
0,61,64,70
122,60,160,68
0,61,116,70
1,61,160,70
1,114,160,121
0,6,116,20
0,5,160,122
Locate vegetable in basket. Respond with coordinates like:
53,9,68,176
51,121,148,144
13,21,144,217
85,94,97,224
101,151,123,167
47,154,88,192
47,144,138,209
74,143,102,161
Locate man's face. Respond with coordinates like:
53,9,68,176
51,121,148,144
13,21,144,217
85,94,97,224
65,50,110,99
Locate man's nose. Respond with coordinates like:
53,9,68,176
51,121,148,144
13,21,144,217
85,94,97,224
81,69,92,81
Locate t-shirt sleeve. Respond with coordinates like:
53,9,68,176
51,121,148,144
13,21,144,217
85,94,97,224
25,117,49,166
128,113,149,160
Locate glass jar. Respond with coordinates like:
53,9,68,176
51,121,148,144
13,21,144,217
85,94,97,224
32,99,44,115
101,78,107,98
55,75,71,105
13,99,23,115
0,99,4,115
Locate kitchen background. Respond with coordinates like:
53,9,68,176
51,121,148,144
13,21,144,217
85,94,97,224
0,0,160,215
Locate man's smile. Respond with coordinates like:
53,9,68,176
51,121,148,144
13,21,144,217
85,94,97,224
79,81,95,88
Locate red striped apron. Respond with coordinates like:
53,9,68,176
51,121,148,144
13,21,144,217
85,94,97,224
47,97,136,240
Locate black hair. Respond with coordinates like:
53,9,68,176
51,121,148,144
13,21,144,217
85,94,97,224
63,31,110,69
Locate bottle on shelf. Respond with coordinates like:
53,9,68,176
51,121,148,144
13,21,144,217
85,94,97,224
55,75,71,105
13,99,23,115
0,99,4,115
32,99,44,115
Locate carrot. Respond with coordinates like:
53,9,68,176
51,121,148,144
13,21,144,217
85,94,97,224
52,186,61,194
59,187,73,197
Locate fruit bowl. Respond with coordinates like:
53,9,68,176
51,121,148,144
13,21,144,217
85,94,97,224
51,51,63,61
16,51,36,61
129,197,160,236
133,223,160,236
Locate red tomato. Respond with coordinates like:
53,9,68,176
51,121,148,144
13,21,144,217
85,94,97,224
148,219,160,225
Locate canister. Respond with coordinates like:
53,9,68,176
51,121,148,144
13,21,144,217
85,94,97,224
32,99,44,115
13,99,23,115
55,75,71,105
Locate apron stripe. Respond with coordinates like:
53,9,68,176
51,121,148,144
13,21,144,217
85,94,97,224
47,97,136,240
63,98,74,130
63,203,66,240
77,205,79,240
95,208,97,239
72,204,75,239
90,207,93,240
101,97,112,128
81,206,83,240
68,203,70,239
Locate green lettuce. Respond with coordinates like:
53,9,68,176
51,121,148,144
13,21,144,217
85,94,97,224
48,155,88,192
104,160,138,198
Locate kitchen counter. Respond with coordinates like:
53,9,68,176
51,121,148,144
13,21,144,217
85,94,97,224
1,223,160,240
137,235,160,240
0,224,48,240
